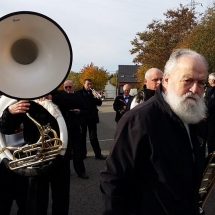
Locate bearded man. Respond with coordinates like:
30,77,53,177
100,49,208,215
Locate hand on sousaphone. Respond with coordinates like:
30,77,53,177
8,100,30,114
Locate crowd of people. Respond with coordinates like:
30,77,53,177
0,48,214,215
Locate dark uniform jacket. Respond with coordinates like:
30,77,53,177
130,85,155,110
137,85,155,103
0,101,59,143
75,87,102,123
100,85,206,215
204,86,215,154
0,101,64,176
113,95,133,122
51,90,88,127
205,86,215,117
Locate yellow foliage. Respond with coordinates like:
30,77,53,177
79,62,108,91
57,70,81,91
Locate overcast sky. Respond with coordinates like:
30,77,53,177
0,0,212,73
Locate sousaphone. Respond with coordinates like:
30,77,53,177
0,11,72,175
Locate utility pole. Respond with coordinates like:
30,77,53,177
186,0,203,13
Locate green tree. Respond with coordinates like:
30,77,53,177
109,73,117,86
176,7,215,73
130,5,197,82
79,62,108,91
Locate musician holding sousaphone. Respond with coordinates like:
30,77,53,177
0,11,72,215
0,98,70,215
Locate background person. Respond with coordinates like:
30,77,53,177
100,49,208,215
204,73,215,154
113,84,133,123
50,80,89,179
130,68,163,109
76,79,106,160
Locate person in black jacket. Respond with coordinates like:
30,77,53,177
130,68,163,109
0,99,70,215
51,80,89,179
113,84,133,123
100,49,208,215
204,73,215,154
76,78,106,160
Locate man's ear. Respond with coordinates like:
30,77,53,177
162,73,170,93
144,79,147,85
163,73,169,84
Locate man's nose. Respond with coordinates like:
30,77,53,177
189,82,198,94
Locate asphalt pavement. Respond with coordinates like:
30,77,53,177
10,100,215,215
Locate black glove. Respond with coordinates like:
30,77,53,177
2,155,64,177
37,154,64,176
2,157,40,176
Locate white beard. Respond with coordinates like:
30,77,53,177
165,84,206,124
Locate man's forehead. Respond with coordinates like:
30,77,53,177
181,73,207,79
150,71,163,78
173,57,207,77
64,81,72,85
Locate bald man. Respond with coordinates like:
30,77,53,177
56,80,89,179
63,80,74,93
130,68,163,109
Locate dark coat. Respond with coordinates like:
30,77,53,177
0,101,59,143
130,85,155,109
204,86,215,154
51,90,88,127
75,87,102,124
113,95,133,123
205,86,215,117
100,85,206,215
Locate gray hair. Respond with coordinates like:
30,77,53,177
123,84,130,90
164,49,208,75
209,73,215,80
